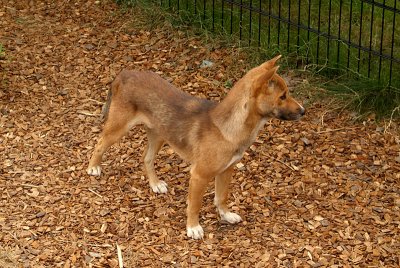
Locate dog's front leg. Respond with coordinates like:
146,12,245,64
215,166,242,224
186,167,212,239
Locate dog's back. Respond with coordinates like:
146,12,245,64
110,70,216,158
113,70,214,114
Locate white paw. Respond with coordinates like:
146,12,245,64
150,180,168,194
220,211,242,224
187,225,204,239
87,166,101,176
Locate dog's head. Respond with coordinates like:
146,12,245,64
248,55,305,121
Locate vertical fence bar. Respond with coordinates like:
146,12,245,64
307,0,311,64
230,0,233,34
203,0,206,21
186,0,188,10
337,0,342,67
368,2,375,78
249,0,253,46
287,0,291,52
347,0,353,69
258,0,262,46
239,0,243,41
194,0,197,14
212,0,215,31
357,2,364,73
378,0,385,81
268,0,271,47
316,0,321,64
389,1,397,87
297,0,301,67
221,0,224,29
327,0,332,63
278,0,282,47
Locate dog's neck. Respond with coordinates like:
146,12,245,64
211,79,265,145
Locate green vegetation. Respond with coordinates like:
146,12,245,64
116,0,400,118
324,78,400,119
0,44,5,59
0,43,7,92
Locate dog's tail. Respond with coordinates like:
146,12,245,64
101,88,112,122
101,78,120,122
101,74,123,121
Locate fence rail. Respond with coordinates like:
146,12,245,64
157,0,400,89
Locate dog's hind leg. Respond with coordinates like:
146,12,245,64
143,127,167,193
87,103,136,176
214,165,242,224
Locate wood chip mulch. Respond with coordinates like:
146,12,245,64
1,1,399,267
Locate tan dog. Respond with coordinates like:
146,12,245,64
87,55,305,239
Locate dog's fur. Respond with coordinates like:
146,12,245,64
87,55,305,239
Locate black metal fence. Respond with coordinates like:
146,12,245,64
158,0,399,89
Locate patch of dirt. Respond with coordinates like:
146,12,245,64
1,1,399,267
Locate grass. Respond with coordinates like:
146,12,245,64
115,0,400,119
324,77,400,119
0,44,5,60
0,43,6,91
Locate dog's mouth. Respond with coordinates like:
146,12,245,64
275,107,305,121
277,112,304,121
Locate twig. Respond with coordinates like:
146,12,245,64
315,127,358,134
275,159,295,171
7,170,26,174
77,110,99,117
130,186,142,194
88,188,103,198
21,183,40,188
319,100,338,127
7,231,19,243
87,98,104,105
116,242,124,268
86,243,113,248
54,239,113,248
384,105,400,134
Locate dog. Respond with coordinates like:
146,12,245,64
87,55,305,239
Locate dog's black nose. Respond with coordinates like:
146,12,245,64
299,107,305,116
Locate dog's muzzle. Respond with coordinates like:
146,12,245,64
278,106,305,121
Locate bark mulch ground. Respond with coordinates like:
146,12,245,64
1,1,399,267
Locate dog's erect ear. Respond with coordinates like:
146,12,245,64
252,66,279,95
260,55,282,70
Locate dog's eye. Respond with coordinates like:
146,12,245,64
280,94,286,100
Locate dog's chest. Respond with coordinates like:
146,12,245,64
224,141,251,170
223,119,267,171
